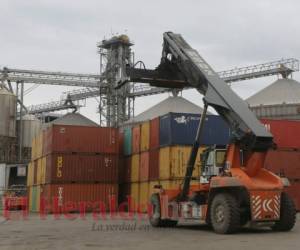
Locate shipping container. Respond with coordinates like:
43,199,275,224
27,162,33,186
36,158,46,185
159,146,205,180
140,121,150,152
120,157,131,184
123,128,132,156
118,130,124,156
159,113,230,147
33,161,37,185
265,150,300,179
261,119,300,148
118,183,131,205
132,125,141,154
150,117,160,150
40,183,118,213
130,182,139,212
43,125,119,155
139,152,149,182
29,185,40,212
285,182,300,211
159,179,200,191
139,182,149,212
45,153,119,184
149,149,159,181
130,154,140,182
36,131,44,159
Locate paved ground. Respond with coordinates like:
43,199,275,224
0,212,299,250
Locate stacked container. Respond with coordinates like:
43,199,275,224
119,113,231,212
261,119,300,210
27,124,119,213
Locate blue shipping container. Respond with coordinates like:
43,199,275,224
123,127,132,156
159,113,231,147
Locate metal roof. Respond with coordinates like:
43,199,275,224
48,113,98,127
127,96,206,123
247,78,300,106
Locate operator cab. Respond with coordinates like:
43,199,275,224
200,146,227,183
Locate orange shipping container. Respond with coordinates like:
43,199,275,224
132,125,141,154
139,152,149,182
40,183,118,213
140,121,150,152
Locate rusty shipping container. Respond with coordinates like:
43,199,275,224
139,152,149,182
265,149,300,179
45,153,119,184
140,121,150,152
149,149,159,181
132,125,141,154
43,125,119,155
150,117,159,150
40,183,118,213
119,157,131,184
285,182,300,211
261,119,300,148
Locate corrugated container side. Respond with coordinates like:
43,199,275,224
123,128,132,156
124,157,131,183
118,130,124,156
150,117,160,149
140,121,150,152
40,183,118,213
130,154,140,182
138,182,149,213
265,150,300,178
36,131,44,159
27,162,33,186
130,182,139,212
159,179,200,191
159,113,230,147
159,146,204,180
45,153,119,184
36,158,42,185
139,152,149,182
149,149,159,181
41,157,46,184
29,186,40,212
118,183,131,205
43,125,119,155
132,125,141,154
33,161,38,185
261,119,300,148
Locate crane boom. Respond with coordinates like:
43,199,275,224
158,32,273,151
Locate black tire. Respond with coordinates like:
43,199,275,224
272,192,296,232
210,193,240,234
149,194,178,227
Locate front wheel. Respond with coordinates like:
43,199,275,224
149,194,178,227
272,192,296,231
210,193,240,234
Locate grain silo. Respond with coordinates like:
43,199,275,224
247,78,300,120
0,88,17,163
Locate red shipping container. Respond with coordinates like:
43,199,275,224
261,119,300,148
265,150,300,179
43,125,119,155
149,149,159,180
40,183,118,213
140,152,149,182
132,125,140,154
285,183,300,211
45,153,119,184
118,130,124,155
118,157,131,184
118,183,131,204
150,117,159,149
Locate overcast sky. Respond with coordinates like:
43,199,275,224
1,0,299,123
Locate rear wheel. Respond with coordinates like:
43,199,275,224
272,192,296,231
210,193,240,234
149,194,178,227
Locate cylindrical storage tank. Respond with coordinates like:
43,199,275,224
0,88,16,138
18,115,41,148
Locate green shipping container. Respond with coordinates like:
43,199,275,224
30,186,40,212
123,128,132,156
